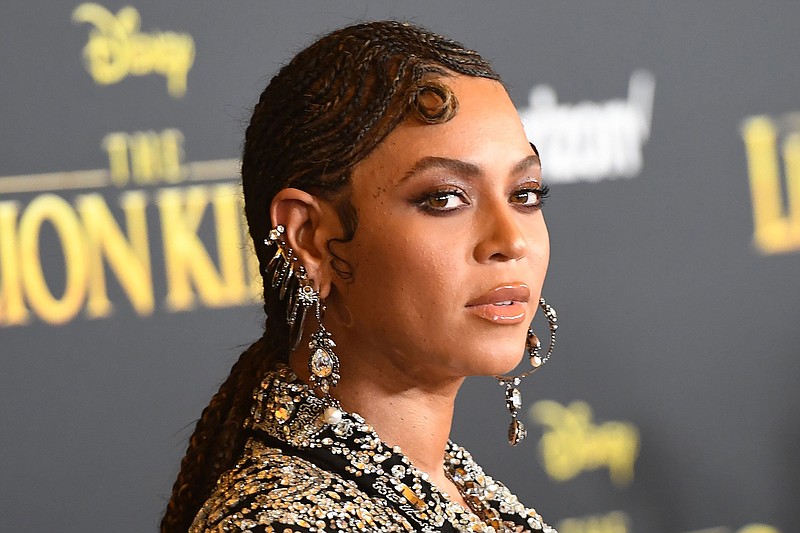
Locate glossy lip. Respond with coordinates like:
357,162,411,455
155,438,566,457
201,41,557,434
465,284,530,324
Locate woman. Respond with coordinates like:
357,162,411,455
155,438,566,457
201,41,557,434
162,20,558,533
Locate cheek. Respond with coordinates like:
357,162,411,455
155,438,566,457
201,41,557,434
526,216,550,271
342,212,462,320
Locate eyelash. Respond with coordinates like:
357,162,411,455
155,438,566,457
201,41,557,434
515,185,550,210
413,184,550,215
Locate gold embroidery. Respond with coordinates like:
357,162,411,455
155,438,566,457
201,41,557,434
190,367,557,533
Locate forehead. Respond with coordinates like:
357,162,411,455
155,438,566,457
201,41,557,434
353,75,534,182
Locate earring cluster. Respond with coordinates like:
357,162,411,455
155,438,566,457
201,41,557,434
265,225,342,425
496,298,558,446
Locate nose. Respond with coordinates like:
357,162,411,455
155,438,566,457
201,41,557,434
473,201,530,263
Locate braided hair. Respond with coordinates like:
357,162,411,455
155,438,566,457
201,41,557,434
161,20,499,532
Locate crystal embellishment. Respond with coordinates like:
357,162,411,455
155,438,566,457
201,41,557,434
308,326,340,396
526,332,541,353
310,348,334,378
266,225,284,243
274,394,295,424
506,387,522,411
508,418,527,446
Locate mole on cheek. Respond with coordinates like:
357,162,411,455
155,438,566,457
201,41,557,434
372,185,387,199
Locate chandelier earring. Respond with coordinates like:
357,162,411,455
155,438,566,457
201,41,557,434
264,224,342,425
495,298,558,446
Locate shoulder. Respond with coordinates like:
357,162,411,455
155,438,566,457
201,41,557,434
190,438,413,533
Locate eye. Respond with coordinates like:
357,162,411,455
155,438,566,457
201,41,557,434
416,189,469,213
510,185,550,209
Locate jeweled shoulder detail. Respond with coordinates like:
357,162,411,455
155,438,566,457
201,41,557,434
445,442,557,532
190,439,415,532
249,365,330,447
231,366,556,532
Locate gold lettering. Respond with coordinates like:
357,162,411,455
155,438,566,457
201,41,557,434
158,185,251,311
102,128,186,186
741,116,800,253
102,132,130,186
129,130,164,185
239,194,263,300
558,511,630,533
783,132,800,237
530,400,640,487
159,129,186,184
212,185,249,304
77,192,153,318
72,3,195,98
0,201,29,326
738,525,781,533
2,169,254,326
17,195,89,325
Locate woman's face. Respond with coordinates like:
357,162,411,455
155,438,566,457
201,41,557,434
327,75,549,386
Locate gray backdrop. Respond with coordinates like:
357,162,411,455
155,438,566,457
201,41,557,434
1,2,798,532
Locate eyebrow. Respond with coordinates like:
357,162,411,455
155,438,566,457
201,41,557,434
399,154,541,184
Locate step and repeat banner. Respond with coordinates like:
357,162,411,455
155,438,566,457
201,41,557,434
1,2,798,532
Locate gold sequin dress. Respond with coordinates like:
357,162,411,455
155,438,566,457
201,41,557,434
191,366,556,533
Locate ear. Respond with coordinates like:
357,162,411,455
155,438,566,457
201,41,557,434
270,188,339,299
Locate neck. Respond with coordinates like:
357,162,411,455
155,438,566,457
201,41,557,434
289,348,468,504
342,372,462,471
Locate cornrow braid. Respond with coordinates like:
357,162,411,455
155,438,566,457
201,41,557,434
161,20,498,532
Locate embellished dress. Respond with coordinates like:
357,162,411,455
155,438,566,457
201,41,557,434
191,366,556,533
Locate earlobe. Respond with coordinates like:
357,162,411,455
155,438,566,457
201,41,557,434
270,188,335,297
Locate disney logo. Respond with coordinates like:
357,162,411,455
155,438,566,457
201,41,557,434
530,400,640,487
72,3,195,98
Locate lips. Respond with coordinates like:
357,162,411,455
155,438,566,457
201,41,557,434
466,284,530,324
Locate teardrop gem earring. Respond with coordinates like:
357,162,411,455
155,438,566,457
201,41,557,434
306,286,342,424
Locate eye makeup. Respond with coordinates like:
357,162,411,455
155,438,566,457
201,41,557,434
409,182,549,216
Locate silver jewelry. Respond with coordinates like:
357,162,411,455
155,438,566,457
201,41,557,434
495,298,558,446
265,225,298,301
264,224,342,424
265,225,307,349
308,300,342,424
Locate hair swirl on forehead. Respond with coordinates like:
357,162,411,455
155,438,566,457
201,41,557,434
411,77,460,123
161,20,499,532
242,21,498,261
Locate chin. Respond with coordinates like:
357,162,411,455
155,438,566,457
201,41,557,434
493,354,529,376
468,339,528,377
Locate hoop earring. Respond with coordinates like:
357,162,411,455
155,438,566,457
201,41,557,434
264,225,342,424
495,298,558,446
